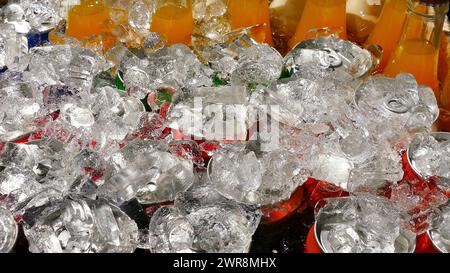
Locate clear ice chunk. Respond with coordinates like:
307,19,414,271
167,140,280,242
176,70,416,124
23,197,138,253
100,140,194,205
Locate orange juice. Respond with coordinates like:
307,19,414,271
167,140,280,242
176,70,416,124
346,0,384,45
269,0,306,55
384,39,440,92
288,0,347,49
365,0,408,72
227,0,274,46
438,36,450,132
150,3,194,45
438,32,449,85
66,0,111,40
438,69,450,132
383,1,448,97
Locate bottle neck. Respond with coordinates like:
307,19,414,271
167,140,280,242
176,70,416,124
399,0,449,49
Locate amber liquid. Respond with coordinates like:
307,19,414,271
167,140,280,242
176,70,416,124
365,0,408,72
438,39,450,132
346,0,384,45
288,0,347,49
150,4,194,45
384,39,439,93
227,0,274,45
65,2,111,40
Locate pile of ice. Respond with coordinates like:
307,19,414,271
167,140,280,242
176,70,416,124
0,0,448,253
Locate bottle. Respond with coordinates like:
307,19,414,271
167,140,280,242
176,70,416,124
288,0,347,50
438,34,450,131
365,0,409,72
150,0,194,46
65,0,111,40
226,0,274,46
269,0,306,55
384,0,449,95
346,0,384,45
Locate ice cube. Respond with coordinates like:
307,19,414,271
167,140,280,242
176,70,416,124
24,197,138,253
231,44,283,86
210,143,304,206
60,104,95,129
100,141,194,205
127,0,152,35
148,206,195,253
186,204,260,253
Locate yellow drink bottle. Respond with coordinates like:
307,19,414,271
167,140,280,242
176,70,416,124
150,0,194,46
288,0,347,50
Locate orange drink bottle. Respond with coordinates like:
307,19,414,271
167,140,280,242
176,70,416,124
365,0,409,72
383,0,449,95
288,0,347,50
438,34,450,132
269,0,307,55
150,0,194,46
346,0,384,45
65,0,111,40
226,0,274,46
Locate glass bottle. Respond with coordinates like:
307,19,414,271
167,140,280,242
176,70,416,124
226,0,274,46
269,0,306,55
383,0,449,94
288,0,347,50
346,0,384,45
150,0,194,46
65,0,111,40
438,31,450,131
365,0,409,72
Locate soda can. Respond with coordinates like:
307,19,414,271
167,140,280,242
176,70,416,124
310,197,416,253
0,207,18,253
207,157,304,224
407,132,450,180
284,36,375,79
407,132,450,253
427,200,450,253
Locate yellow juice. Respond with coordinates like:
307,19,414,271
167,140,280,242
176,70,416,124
384,39,439,94
346,0,384,45
150,4,194,45
227,0,274,46
66,1,111,40
288,0,347,49
365,0,408,72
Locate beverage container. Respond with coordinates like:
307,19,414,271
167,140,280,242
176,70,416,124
407,132,450,181
150,0,194,45
346,0,384,45
415,232,440,253
288,0,347,50
406,132,450,253
438,33,450,131
269,0,306,54
65,0,111,40
0,207,18,253
384,0,449,95
425,198,450,253
226,0,274,45
365,0,408,72
260,186,304,225
310,196,417,253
